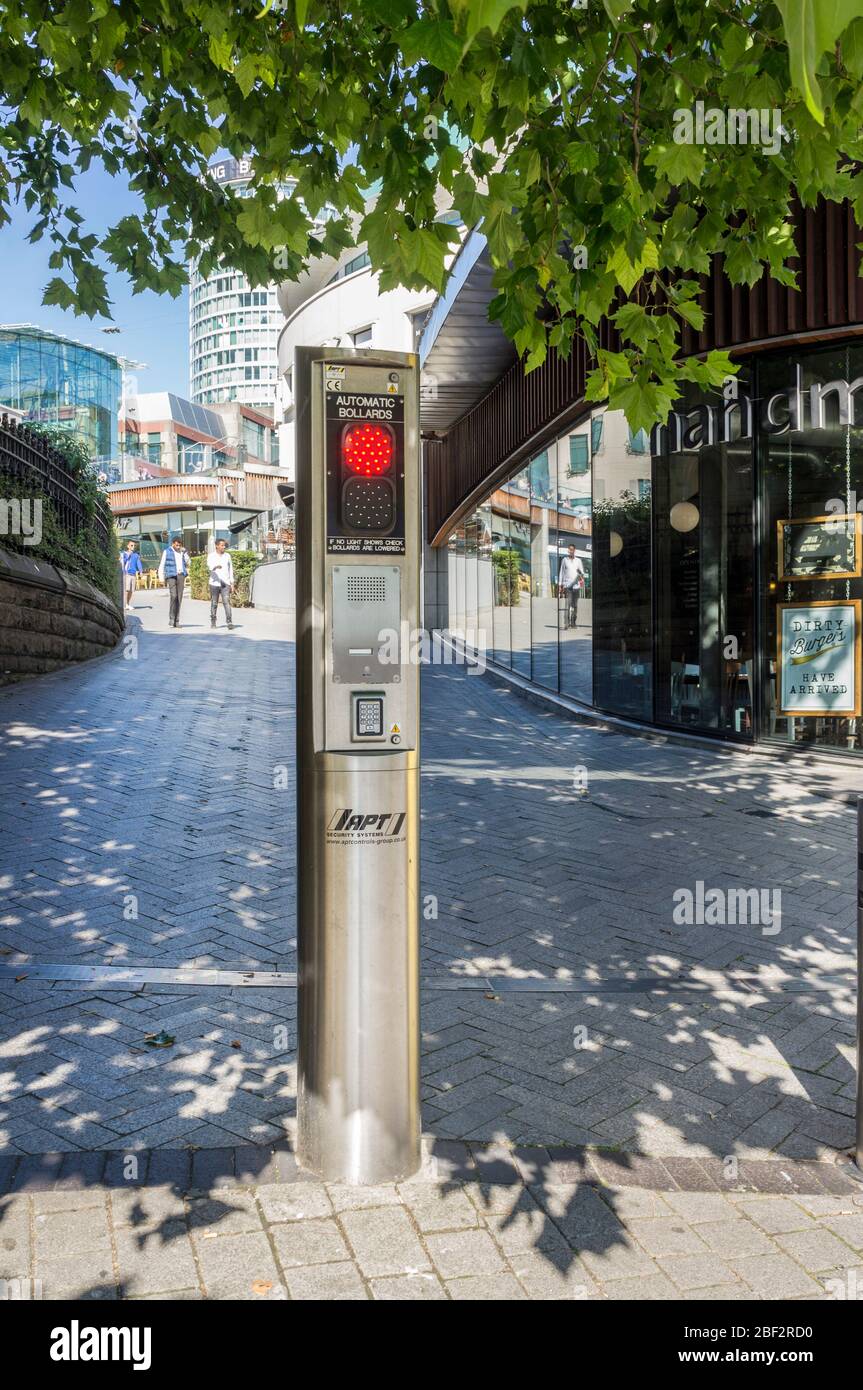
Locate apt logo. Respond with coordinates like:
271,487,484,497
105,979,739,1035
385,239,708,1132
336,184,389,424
327,808,406,837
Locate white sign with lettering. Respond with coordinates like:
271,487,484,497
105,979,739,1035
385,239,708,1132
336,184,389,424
778,600,861,717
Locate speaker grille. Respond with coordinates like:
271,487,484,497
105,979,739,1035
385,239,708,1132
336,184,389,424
346,574,387,603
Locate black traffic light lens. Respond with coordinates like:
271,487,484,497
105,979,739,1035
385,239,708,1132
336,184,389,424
341,476,396,533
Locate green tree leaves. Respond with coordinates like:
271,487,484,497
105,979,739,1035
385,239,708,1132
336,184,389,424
607,239,659,296
456,0,528,44
402,18,464,70
2,0,863,432
775,0,863,122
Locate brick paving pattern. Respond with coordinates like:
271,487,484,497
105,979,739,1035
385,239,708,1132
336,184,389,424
2,1140,862,1301
0,590,858,1168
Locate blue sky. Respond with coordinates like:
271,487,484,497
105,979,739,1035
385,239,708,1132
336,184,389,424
0,164,190,396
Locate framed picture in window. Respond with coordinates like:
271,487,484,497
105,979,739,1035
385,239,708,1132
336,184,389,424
777,512,862,581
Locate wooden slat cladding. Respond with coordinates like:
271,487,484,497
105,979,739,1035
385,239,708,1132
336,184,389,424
427,197,863,544
107,472,282,515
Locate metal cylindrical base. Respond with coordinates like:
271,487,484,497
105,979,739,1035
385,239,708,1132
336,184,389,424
296,758,421,1184
850,806,856,1173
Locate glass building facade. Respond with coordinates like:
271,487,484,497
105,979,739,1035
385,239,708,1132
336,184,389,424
189,268,281,409
440,340,863,757
0,325,120,468
189,159,292,410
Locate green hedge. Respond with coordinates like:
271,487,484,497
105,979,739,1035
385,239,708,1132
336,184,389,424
189,550,260,607
0,467,119,602
492,548,521,606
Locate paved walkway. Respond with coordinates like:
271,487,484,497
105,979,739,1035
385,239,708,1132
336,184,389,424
0,589,858,1163
2,588,863,1298
2,1141,863,1300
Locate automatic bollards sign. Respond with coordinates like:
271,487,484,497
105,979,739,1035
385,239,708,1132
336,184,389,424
325,385,406,555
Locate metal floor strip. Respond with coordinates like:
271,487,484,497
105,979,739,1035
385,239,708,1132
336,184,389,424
0,962,853,995
0,962,298,988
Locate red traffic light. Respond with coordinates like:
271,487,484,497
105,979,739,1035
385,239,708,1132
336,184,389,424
342,422,394,476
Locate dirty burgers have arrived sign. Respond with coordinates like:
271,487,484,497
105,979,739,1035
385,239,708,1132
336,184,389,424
778,600,862,717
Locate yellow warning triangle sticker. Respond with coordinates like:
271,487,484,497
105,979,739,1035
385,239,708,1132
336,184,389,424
389,723,401,734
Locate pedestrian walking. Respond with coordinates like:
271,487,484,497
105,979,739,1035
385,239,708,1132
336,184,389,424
207,539,235,630
121,540,143,611
158,535,190,628
558,545,586,628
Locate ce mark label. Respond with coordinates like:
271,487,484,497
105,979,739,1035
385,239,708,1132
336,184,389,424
326,365,346,391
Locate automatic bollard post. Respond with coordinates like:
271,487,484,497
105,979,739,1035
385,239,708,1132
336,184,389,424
857,799,863,1172
294,347,421,1184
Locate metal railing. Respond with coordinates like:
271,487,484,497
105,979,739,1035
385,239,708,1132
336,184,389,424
0,414,112,553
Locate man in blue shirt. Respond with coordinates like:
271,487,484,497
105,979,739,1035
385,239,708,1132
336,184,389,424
158,535,191,628
121,541,143,611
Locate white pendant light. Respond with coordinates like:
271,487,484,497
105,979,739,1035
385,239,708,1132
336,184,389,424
670,501,700,532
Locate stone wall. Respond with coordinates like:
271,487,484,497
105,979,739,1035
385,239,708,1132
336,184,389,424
0,547,123,685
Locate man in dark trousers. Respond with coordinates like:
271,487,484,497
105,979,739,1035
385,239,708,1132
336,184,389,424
558,545,585,628
207,538,235,630
158,535,190,628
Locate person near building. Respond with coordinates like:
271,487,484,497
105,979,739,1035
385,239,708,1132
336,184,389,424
207,538,235,631
558,545,586,628
121,541,143,611
158,535,191,628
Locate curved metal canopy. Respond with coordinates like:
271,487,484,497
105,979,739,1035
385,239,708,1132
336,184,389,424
418,229,515,434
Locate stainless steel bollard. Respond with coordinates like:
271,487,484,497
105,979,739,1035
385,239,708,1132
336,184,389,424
857,800,863,1171
294,347,421,1184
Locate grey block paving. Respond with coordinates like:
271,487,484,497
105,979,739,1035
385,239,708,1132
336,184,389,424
0,594,858,1165
1,592,863,1297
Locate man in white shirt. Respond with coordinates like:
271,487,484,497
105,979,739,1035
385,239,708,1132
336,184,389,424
207,539,235,630
558,545,585,628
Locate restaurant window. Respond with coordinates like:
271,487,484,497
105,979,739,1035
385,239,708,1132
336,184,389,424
653,373,754,736
592,408,652,720
559,422,593,704
491,493,512,667
530,449,559,690
509,464,532,678
464,513,478,639
759,342,863,754
477,501,494,663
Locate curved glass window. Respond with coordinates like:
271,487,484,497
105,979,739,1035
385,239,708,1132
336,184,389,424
0,328,120,467
439,338,863,757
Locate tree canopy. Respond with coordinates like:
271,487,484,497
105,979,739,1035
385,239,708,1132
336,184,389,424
3,1,863,428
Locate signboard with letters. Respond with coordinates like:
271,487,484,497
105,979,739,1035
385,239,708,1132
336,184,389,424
325,387,406,554
777,599,862,717
777,513,862,581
